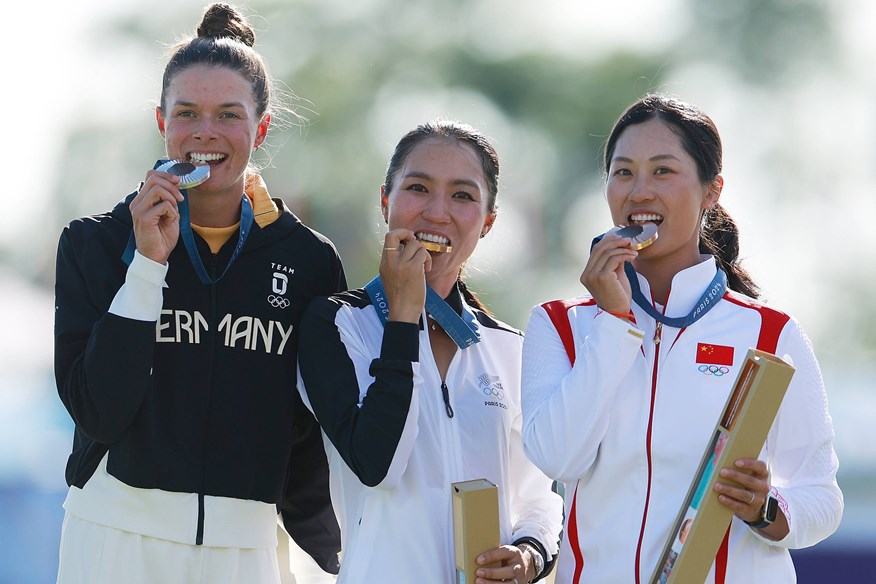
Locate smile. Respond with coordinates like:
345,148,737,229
629,213,663,225
189,152,227,166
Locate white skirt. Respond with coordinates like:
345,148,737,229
56,513,281,584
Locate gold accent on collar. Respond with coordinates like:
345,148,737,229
245,173,281,228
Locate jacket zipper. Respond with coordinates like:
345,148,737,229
634,321,663,583
196,252,221,546
440,381,455,418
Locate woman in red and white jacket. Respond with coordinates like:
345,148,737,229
521,94,842,584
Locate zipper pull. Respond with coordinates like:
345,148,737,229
654,321,663,344
441,381,455,418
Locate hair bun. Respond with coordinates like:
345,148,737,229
196,3,255,47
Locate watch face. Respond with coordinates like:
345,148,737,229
765,495,779,522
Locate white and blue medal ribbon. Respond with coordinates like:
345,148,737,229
364,276,481,349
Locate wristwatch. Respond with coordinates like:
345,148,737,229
518,542,545,581
745,492,779,529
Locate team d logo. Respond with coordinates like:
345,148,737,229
268,271,291,309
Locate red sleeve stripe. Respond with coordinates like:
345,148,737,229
567,482,586,583
540,298,594,365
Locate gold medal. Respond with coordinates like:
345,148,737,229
420,240,452,253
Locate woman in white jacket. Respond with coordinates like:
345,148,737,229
298,121,563,584
521,94,842,583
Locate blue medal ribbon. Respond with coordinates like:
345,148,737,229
364,276,481,349
122,160,254,285
623,262,727,329
590,230,727,329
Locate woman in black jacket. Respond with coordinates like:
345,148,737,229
53,4,344,583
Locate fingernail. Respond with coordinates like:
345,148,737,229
720,469,729,476
477,556,485,563
476,569,485,576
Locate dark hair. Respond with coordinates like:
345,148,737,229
604,94,760,298
384,121,500,312
160,3,270,119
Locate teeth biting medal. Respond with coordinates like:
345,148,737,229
156,159,211,189
417,235,452,253
420,241,452,253
607,223,658,250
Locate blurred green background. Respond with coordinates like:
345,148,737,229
1,0,873,581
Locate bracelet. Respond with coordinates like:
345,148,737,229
604,309,634,321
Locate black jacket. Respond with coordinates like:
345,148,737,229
54,190,345,572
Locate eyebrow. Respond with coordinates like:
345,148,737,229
172,100,247,109
403,171,481,190
613,154,681,163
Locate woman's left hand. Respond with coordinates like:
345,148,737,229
713,457,770,523
475,544,534,584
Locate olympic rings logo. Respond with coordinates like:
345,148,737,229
483,386,505,400
267,295,290,309
698,364,730,376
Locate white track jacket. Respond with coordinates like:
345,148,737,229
522,258,842,584
298,286,563,583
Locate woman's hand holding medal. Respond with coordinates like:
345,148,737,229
379,228,432,324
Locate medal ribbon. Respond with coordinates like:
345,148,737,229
623,263,727,328
590,230,727,328
364,276,481,349
122,160,254,285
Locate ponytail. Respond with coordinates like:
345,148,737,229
457,278,491,315
699,203,760,298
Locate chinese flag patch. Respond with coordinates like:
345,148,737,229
696,343,734,366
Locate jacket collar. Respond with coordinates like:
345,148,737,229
632,256,719,319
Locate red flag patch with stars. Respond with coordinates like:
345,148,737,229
696,343,734,366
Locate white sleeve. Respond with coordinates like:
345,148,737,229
760,317,843,548
508,406,564,558
108,250,168,321
521,304,644,483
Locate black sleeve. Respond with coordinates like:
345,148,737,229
333,252,348,295
54,226,156,447
277,241,346,573
278,391,342,574
298,296,420,488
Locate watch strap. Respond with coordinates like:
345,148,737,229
745,493,778,529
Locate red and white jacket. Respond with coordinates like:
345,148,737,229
521,257,842,584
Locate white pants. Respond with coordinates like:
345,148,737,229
57,513,282,584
